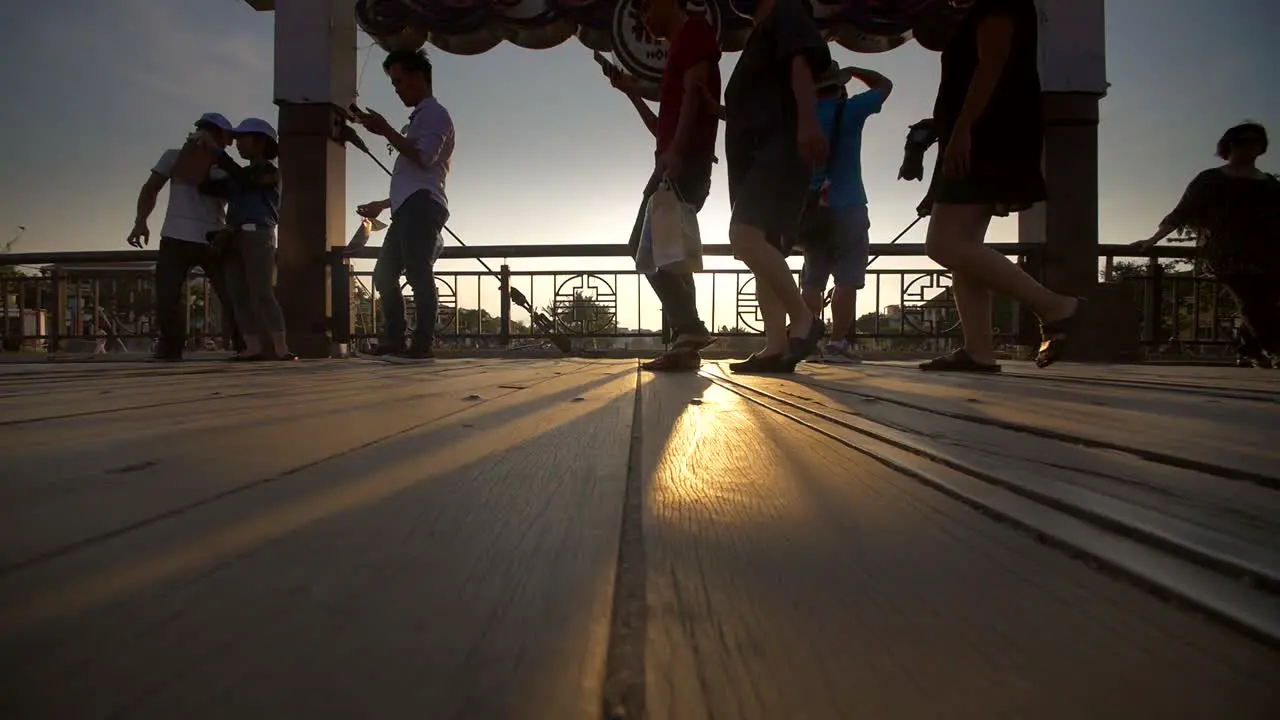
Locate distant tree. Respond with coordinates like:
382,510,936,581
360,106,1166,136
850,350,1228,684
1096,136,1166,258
544,290,614,335
1105,258,1236,342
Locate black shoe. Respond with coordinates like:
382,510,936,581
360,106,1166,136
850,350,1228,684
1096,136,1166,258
368,343,405,357
396,346,435,360
783,315,825,365
919,348,1002,373
729,353,790,374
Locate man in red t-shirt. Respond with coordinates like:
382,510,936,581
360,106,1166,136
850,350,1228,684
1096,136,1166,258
605,0,721,371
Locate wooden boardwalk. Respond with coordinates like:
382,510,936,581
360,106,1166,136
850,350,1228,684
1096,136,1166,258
0,358,1277,719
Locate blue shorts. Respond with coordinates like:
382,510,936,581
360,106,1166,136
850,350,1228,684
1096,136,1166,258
801,204,871,291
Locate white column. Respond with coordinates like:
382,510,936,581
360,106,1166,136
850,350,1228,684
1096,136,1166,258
258,0,358,356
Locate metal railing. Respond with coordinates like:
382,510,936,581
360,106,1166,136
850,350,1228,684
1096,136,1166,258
0,242,1240,358
1098,244,1240,357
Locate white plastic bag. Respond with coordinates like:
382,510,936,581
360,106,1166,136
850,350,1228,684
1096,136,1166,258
432,231,444,264
635,199,657,274
648,178,703,274
348,216,388,250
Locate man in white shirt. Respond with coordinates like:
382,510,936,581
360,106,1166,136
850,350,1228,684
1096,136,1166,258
127,113,243,361
353,49,454,360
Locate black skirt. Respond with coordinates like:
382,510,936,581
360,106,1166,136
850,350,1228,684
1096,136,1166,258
925,121,1047,216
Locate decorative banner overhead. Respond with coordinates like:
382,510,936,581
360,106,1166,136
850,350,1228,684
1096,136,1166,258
611,0,724,85
354,0,964,57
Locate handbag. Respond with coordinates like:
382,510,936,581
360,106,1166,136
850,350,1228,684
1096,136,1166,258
790,100,847,253
648,178,704,274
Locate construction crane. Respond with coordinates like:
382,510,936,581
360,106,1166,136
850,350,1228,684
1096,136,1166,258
2,226,25,253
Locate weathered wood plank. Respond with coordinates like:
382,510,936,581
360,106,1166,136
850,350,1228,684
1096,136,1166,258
800,362,1280,480
0,361,636,719
0,359,514,424
731,366,1280,566
0,360,592,570
639,376,1280,719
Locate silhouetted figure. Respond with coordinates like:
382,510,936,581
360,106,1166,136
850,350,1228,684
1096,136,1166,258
1135,122,1280,368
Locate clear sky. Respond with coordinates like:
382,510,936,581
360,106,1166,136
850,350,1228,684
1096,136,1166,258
0,0,1276,329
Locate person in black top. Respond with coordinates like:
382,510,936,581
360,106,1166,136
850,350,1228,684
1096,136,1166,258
1134,122,1280,367
918,0,1083,373
721,0,832,374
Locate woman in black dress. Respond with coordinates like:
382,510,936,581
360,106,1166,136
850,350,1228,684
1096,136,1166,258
918,0,1083,372
1134,123,1280,367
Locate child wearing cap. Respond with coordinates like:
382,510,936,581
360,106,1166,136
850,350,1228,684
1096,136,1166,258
796,61,893,364
202,118,293,361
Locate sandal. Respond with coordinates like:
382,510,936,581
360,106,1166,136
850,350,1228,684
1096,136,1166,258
918,349,1002,373
275,352,299,362
729,353,790,374
1036,297,1088,369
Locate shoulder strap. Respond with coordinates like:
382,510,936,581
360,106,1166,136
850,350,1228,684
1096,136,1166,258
820,100,847,182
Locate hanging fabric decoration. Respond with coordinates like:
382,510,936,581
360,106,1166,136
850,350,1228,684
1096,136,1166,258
353,0,962,57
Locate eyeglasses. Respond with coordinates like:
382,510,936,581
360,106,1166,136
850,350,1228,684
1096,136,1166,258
1234,135,1265,145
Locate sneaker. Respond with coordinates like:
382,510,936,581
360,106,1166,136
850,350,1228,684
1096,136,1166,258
368,342,405,357
822,341,862,364
642,349,701,372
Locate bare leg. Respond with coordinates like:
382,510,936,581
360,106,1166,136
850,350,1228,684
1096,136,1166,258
758,283,790,356
729,223,815,338
925,204,1077,323
268,331,289,358
829,286,857,341
951,270,995,363
801,286,824,317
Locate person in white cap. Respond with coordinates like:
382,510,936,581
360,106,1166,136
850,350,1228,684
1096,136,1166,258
127,112,244,361
201,117,294,362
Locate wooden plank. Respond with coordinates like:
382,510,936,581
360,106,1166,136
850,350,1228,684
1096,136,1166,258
0,360,589,571
638,376,1280,719
800,362,1280,481
0,360,637,719
0,359,513,424
730,367,1280,569
873,360,1280,395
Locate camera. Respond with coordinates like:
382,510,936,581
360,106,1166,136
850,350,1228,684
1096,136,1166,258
898,118,938,182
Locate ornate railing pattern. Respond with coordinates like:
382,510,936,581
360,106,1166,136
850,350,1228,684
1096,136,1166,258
0,243,1235,358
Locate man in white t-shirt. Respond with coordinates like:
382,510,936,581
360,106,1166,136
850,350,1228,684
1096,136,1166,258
127,113,243,360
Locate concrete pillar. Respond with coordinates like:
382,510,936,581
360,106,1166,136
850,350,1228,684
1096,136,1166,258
256,0,357,357
1021,92,1102,298
1017,0,1139,359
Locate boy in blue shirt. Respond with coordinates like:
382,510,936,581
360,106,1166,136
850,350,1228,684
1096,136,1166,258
202,118,293,361
799,62,893,362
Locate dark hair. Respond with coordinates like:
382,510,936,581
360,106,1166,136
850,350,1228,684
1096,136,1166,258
1216,122,1268,159
383,48,432,85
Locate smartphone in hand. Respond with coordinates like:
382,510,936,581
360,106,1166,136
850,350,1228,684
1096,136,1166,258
593,51,622,83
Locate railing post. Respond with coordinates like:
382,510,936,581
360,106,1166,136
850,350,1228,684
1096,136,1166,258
1144,257,1163,346
1016,250,1042,352
499,264,512,347
329,249,352,355
48,269,64,355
